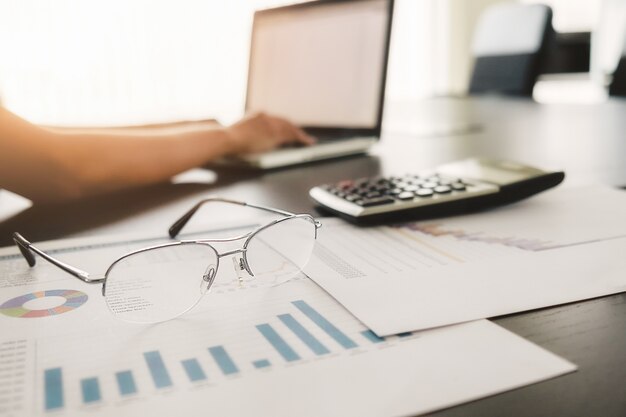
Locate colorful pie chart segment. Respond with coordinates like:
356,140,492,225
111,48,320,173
0,289,88,318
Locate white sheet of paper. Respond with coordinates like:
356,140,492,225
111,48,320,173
305,186,626,335
0,231,574,417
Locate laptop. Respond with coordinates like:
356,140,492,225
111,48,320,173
232,0,394,169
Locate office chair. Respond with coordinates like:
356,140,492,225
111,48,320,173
469,3,554,96
542,32,591,74
609,33,626,97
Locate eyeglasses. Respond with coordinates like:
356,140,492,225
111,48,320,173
13,198,321,324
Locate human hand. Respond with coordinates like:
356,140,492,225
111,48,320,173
224,112,316,155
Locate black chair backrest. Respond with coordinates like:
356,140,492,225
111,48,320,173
610,58,626,96
469,4,554,96
609,32,626,97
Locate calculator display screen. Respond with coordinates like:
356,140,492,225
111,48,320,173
438,159,547,186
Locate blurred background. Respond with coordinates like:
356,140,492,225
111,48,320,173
0,0,622,127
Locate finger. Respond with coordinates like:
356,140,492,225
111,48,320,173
275,118,315,145
293,126,316,145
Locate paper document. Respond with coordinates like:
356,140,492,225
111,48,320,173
0,229,574,417
305,186,626,335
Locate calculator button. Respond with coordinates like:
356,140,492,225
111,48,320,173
345,194,360,202
398,192,415,200
451,183,466,191
403,185,419,192
390,188,403,195
434,185,452,194
421,182,438,189
359,197,395,207
366,191,382,198
415,188,434,197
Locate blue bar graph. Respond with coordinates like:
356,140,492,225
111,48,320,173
44,368,64,410
115,371,137,396
181,359,207,382
292,300,358,349
208,346,239,375
81,378,101,403
278,314,330,355
144,351,173,388
361,330,385,344
256,324,301,362
42,298,372,412
252,359,271,369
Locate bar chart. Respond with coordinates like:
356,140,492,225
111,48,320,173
313,220,527,279
38,295,415,414
0,238,577,417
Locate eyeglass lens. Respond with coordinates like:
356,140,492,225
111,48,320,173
104,243,218,323
103,216,317,323
245,216,316,285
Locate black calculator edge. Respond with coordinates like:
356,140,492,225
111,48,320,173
313,171,565,225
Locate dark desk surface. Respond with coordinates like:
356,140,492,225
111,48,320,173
1,96,625,416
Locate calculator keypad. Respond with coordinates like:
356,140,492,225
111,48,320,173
321,174,469,207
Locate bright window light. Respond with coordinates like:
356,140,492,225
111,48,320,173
0,0,435,126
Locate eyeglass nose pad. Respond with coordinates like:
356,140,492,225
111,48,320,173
200,263,217,294
231,255,252,287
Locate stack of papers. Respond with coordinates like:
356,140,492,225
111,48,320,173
305,185,626,335
0,220,576,416
4,185,624,416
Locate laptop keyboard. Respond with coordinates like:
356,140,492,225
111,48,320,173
280,136,349,149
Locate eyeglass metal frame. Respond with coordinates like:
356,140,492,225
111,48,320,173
12,198,322,301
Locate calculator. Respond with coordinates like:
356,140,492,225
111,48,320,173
309,159,565,224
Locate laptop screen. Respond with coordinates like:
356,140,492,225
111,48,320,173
246,0,392,133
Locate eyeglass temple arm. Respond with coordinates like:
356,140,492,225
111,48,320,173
168,198,298,238
12,233,105,284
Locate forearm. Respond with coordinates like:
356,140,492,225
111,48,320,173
50,114,315,196
1,107,312,203
0,107,237,202
42,128,236,199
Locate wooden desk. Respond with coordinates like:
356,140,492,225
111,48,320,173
1,96,625,416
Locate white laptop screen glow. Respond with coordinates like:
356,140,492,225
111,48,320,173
246,0,389,129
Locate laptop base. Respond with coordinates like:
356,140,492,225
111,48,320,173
222,137,376,170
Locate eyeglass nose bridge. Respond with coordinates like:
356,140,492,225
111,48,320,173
218,248,254,277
